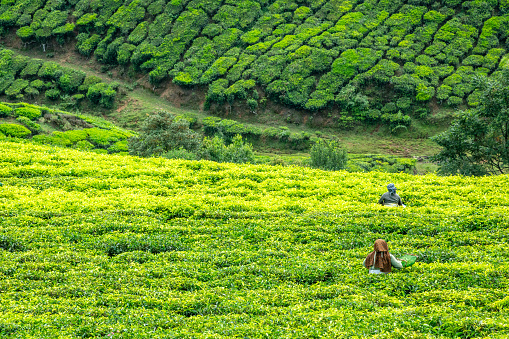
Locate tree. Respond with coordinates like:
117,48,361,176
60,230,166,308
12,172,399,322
431,70,509,175
128,111,201,157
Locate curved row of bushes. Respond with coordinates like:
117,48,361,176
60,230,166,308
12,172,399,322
0,101,133,153
202,116,315,150
0,48,119,108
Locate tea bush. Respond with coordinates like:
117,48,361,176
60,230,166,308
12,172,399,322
0,47,119,108
0,123,31,137
15,106,41,120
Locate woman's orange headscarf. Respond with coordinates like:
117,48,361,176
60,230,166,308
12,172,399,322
364,239,392,273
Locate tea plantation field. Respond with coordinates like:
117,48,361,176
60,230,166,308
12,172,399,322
3,0,509,125
1,140,509,338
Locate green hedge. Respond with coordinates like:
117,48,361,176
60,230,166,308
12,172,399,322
15,106,42,120
0,47,119,108
0,123,31,138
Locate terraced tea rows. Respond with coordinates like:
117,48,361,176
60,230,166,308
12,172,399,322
0,140,508,338
3,0,509,124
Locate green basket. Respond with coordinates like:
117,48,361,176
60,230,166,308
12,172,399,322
399,254,417,268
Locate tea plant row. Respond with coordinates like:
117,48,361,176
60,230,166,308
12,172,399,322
0,48,119,108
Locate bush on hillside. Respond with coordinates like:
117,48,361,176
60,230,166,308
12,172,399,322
198,135,254,164
0,103,13,117
310,139,347,171
129,111,202,157
45,88,61,100
16,116,41,133
0,123,31,138
15,107,42,120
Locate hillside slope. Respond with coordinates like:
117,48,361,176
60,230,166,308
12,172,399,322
1,0,508,130
0,140,509,337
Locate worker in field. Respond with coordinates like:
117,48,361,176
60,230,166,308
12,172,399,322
378,183,405,207
363,239,404,274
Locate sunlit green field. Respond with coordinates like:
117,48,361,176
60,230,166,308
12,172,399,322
1,140,509,338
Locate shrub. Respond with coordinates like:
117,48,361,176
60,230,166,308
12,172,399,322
86,83,117,108
53,130,89,144
436,85,452,100
416,82,435,101
108,140,128,153
15,107,42,120
447,96,463,106
58,69,86,94
310,139,348,171
198,135,254,164
16,116,41,133
24,87,40,98
117,44,136,65
222,134,254,164
45,88,61,100
20,59,43,79
128,21,149,45
86,128,126,147
0,103,13,117
163,147,198,160
38,62,63,80
77,34,101,57
75,140,95,151
79,75,102,92
129,111,201,157
0,123,31,138
5,79,29,98
30,79,45,90
16,26,34,42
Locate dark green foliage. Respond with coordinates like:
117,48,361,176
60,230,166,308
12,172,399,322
310,139,347,171
16,116,41,133
5,79,29,98
129,111,201,157
0,234,26,252
11,54,30,75
117,43,136,65
77,34,101,56
432,70,509,175
87,83,117,108
107,0,145,35
0,47,119,108
205,79,229,105
347,154,416,173
45,88,61,100
58,69,86,94
79,75,102,92
20,59,43,78
199,135,255,164
128,22,148,45
37,61,62,79
0,123,31,138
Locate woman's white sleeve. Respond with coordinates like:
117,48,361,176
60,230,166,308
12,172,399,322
390,254,403,269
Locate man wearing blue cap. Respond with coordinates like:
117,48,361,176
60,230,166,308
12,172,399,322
378,183,405,207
